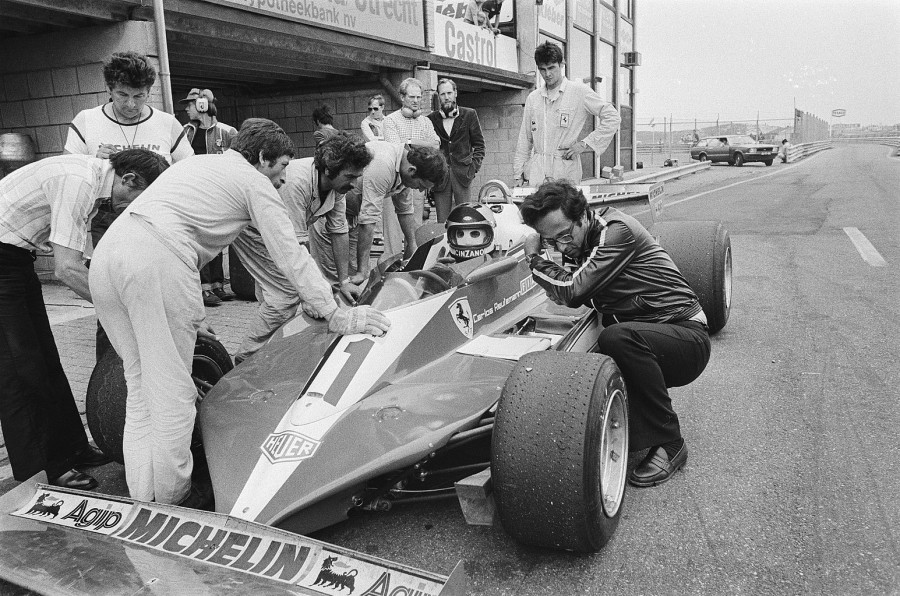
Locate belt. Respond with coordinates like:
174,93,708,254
0,241,37,261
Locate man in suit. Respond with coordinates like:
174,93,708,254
427,78,485,222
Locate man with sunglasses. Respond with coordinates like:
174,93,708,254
520,180,711,488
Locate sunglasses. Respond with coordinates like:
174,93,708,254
368,106,382,111
541,219,578,248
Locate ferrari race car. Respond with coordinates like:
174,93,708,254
0,180,731,595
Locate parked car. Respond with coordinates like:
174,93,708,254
690,135,779,166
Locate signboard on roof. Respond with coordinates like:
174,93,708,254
831,109,846,117
433,13,518,72
538,0,566,39
211,0,426,48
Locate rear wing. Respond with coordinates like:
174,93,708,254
479,179,666,230
0,475,466,596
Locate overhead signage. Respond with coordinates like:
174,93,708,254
538,0,566,39
433,13,519,72
211,0,426,48
831,109,847,117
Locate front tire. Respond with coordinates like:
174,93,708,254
698,153,708,162
733,152,745,166
86,336,234,464
653,221,732,334
764,159,773,166
492,352,629,552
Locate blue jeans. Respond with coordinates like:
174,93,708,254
0,242,88,480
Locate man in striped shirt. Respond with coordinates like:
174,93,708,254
0,149,168,491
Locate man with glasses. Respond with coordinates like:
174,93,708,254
520,180,711,488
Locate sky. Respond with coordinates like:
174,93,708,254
636,0,900,127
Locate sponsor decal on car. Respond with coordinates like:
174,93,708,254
261,430,322,464
12,487,448,593
472,276,539,324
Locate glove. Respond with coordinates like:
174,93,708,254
327,305,391,336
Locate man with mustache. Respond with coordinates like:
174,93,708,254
520,180,711,488
427,78,485,222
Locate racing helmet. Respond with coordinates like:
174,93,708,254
446,202,496,260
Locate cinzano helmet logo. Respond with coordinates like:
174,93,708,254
261,430,321,464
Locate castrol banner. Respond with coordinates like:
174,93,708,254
432,13,519,72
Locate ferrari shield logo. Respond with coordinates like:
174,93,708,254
449,297,474,339
261,430,321,464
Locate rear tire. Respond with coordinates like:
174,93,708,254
492,352,629,552
86,337,234,464
653,221,732,334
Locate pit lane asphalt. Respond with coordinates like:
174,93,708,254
2,144,897,595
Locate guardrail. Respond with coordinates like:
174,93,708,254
786,140,832,162
832,136,900,150
626,160,711,183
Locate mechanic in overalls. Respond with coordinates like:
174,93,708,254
520,181,711,487
513,41,620,186
89,119,391,510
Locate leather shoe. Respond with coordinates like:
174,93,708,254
71,444,112,469
629,443,688,487
212,287,235,302
202,289,222,307
176,482,214,511
49,469,98,491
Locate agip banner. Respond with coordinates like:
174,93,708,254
212,0,426,48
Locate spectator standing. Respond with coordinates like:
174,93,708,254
232,132,372,362
181,88,239,306
65,51,193,360
88,119,389,509
514,42,621,186
360,94,386,141
427,78,485,222
0,149,168,491
382,78,440,255
778,138,792,163
349,142,447,284
313,105,340,146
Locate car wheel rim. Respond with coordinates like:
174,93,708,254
599,387,628,518
192,355,225,398
723,245,732,309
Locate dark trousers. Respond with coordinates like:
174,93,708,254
0,242,89,480
200,253,224,289
598,320,710,452
433,173,473,223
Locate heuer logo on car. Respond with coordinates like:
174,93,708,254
261,430,321,464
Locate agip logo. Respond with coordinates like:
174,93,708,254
261,430,321,464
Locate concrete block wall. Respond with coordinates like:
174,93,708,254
227,87,401,158
0,22,160,162
464,89,529,193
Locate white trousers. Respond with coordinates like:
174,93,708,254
89,215,202,504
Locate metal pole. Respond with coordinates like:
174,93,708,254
153,0,174,113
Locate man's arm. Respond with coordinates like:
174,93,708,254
353,223,376,284
528,222,636,307
169,118,195,162
50,242,91,302
469,110,486,172
513,96,534,184
579,90,621,156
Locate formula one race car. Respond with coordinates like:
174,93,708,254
0,180,731,595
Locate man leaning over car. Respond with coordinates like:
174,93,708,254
520,180,711,487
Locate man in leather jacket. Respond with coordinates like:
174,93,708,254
520,180,711,487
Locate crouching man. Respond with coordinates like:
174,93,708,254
0,149,168,490
89,119,390,510
519,181,710,487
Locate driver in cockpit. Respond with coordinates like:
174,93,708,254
444,202,531,263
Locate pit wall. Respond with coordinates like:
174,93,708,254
0,22,161,161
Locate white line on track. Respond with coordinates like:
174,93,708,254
667,155,815,208
843,227,887,267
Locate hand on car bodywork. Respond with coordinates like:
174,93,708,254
339,278,363,304
327,305,391,336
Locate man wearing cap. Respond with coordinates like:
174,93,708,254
181,88,239,306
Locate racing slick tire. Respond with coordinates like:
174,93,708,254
653,221,732,335
86,336,234,464
492,351,629,552
228,246,256,301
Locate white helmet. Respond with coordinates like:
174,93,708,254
445,202,496,260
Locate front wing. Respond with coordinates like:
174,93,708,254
0,475,465,595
